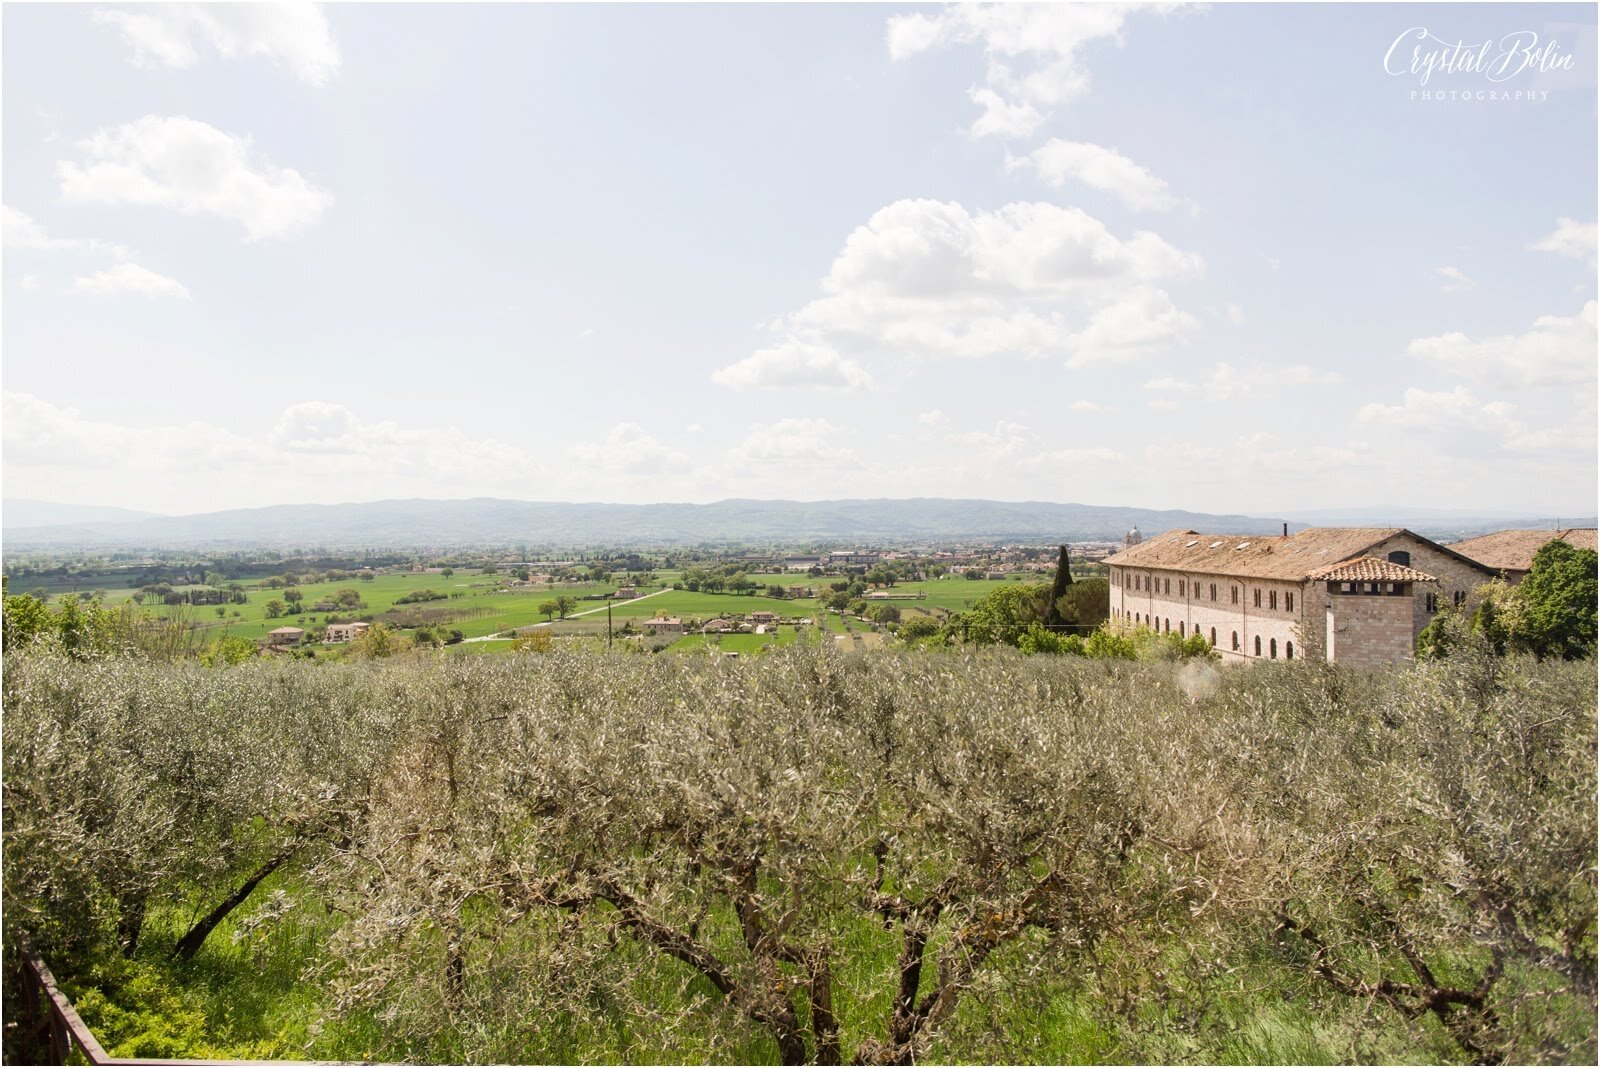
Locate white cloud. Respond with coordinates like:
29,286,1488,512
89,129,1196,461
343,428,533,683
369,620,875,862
763,198,1201,369
917,409,949,426
734,418,860,468
1007,139,1178,212
955,418,1123,469
1225,304,1247,326
1529,217,1597,268
959,419,1037,461
2,204,129,258
685,423,703,434
887,3,1173,137
58,115,333,241
711,340,875,391
1064,287,1197,365
968,88,1045,140
71,261,191,299
1068,399,1104,412
1406,301,1597,387
1143,361,1342,401
1434,265,1474,292
568,423,691,476
1357,386,1518,434
2,393,556,512
93,3,341,86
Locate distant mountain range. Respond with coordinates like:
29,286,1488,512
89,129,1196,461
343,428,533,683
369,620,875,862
2,497,1590,553
2,498,161,529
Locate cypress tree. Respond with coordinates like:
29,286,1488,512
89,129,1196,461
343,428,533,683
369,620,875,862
1044,544,1072,629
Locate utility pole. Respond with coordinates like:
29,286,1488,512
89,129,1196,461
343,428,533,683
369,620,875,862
607,602,613,651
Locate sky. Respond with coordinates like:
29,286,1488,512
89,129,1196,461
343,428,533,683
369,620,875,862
2,2,1596,518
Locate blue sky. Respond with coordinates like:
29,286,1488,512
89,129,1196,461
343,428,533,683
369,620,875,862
3,2,1595,517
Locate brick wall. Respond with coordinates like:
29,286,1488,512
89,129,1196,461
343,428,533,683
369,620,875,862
1325,587,1419,667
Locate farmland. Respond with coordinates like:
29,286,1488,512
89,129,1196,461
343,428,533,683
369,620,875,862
28,564,1039,652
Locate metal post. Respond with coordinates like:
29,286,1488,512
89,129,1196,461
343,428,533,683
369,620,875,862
607,602,613,651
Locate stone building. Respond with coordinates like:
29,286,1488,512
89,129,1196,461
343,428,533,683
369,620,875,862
1105,527,1494,665
1447,528,1597,584
265,626,306,646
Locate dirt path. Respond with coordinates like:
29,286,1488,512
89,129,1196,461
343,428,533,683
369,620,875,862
461,587,673,642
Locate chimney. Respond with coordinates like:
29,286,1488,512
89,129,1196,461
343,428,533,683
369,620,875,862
1282,522,1289,538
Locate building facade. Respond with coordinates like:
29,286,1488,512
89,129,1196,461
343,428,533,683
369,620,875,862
1105,527,1495,664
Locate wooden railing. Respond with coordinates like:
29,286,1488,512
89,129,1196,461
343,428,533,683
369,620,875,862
11,938,370,1066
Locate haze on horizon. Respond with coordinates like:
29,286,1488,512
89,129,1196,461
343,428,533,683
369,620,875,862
3,3,1596,520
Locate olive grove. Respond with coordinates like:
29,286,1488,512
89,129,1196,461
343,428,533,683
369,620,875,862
2,639,1594,1064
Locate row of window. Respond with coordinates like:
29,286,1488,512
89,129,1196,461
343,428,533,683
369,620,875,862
1115,570,1294,612
1423,591,1468,612
1117,610,1296,659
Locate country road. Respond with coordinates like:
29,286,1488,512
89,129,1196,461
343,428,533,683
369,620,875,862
461,587,673,642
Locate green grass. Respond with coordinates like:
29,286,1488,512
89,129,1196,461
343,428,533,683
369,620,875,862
606,590,811,621
132,573,638,642
38,571,1041,651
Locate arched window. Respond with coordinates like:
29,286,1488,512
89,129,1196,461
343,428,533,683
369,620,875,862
1165,618,1171,633
1232,631,1239,651
1254,635,1262,656
1270,638,1277,659
1285,640,1294,660
1210,627,1217,646
1388,550,1411,567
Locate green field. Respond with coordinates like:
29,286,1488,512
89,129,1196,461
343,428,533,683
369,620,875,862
606,589,805,621
41,567,1052,652
136,572,627,642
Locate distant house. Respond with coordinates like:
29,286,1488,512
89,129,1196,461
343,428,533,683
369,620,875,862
312,601,338,612
702,618,733,633
786,586,813,599
1448,528,1597,584
644,616,685,634
749,610,777,625
325,621,371,644
265,626,305,646
615,586,638,599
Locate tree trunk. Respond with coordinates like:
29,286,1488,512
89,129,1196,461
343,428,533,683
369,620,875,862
118,893,147,957
170,847,294,961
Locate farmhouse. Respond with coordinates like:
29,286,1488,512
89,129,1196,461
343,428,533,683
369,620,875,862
1106,527,1495,665
1447,528,1597,584
749,610,777,625
324,621,371,644
265,626,305,646
701,618,733,633
644,616,685,634
615,586,637,599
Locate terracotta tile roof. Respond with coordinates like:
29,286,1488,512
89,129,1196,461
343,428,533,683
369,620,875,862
1447,528,1598,573
1104,527,1416,581
1306,556,1437,583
